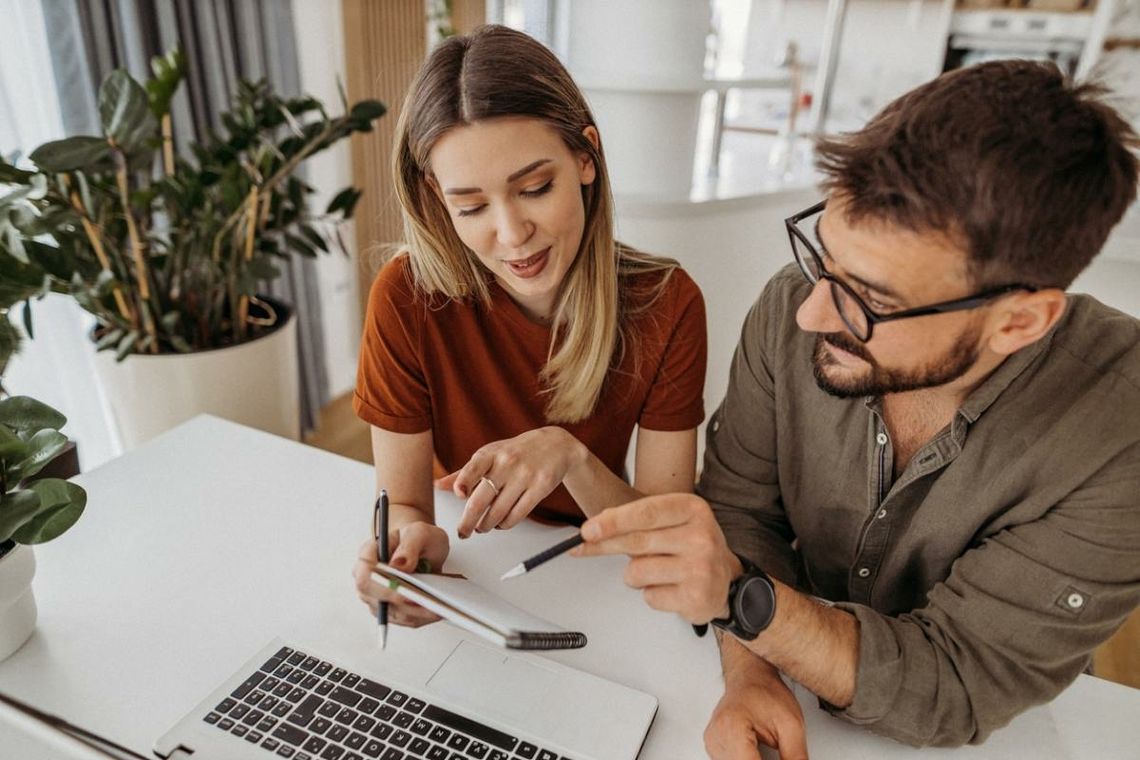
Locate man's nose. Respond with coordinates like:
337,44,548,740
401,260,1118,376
795,279,846,334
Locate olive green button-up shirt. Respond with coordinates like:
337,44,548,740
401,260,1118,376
699,265,1140,747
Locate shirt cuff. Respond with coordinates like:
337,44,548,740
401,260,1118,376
825,602,904,724
352,392,431,434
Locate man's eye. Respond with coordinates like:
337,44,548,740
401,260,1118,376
868,296,892,312
456,204,486,217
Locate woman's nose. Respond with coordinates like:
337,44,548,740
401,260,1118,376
496,204,534,249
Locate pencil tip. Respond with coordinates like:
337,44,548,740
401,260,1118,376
500,564,525,581
378,625,388,650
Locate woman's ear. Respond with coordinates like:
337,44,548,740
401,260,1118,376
578,125,600,185
986,289,1067,357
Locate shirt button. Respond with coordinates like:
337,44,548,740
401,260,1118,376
1067,593,1085,609
875,432,888,446
877,509,887,519
857,567,871,578
712,419,720,433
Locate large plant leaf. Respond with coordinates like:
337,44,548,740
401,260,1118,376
0,395,66,433
0,319,22,372
11,478,86,544
11,428,68,481
29,136,109,172
99,69,156,152
325,187,362,219
0,159,35,183
0,489,40,544
350,100,387,122
0,422,26,459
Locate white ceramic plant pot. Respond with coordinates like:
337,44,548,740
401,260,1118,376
0,542,37,662
92,299,301,450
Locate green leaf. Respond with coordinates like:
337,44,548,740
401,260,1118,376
20,299,33,340
0,396,66,433
0,423,27,459
11,479,86,544
12,428,68,481
0,490,40,544
299,225,329,252
146,47,185,118
350,100,387,122
29,136,109,172
0,159,35,183
284,233,318,258
0,320,22,371
99,69,156,151
94,328,123,351
115,329,140,361
325,187,362,218
246,254,282,281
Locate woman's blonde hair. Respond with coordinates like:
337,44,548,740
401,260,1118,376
391,24,676,423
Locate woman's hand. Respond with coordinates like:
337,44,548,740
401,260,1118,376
352,521,450,627
435,427,587,538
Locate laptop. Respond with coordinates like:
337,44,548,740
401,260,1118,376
1,636,658,760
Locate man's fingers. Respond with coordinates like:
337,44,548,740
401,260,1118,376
622,554,691,589
573,524,693,558
777,717,810,760
580,493,705,543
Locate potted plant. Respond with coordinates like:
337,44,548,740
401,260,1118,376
0,49,385,448
0,285,86,659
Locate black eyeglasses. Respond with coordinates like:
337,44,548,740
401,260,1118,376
784,200,1037,342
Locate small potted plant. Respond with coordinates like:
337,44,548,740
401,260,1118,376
0,49,385,448
0,303,86,659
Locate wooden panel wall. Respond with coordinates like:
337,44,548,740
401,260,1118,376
341,0,427,319
452,0,487,36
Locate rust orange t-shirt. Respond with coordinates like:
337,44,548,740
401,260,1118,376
353,254,707,522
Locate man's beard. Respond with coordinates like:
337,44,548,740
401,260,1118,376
811,327,981,398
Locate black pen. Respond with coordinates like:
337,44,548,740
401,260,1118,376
375,490,389,649
501,532,585,580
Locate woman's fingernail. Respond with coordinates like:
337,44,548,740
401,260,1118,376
458,486,468,497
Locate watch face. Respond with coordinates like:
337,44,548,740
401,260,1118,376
736,576,776,633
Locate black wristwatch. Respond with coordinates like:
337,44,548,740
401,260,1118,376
710,554,777,641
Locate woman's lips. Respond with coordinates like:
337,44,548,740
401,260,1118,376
505,247,550,279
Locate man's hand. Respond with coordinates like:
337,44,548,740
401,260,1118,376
706,642,809,760
572,493,742,623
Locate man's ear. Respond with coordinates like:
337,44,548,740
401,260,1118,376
578,125,600,185
986,289,1067,356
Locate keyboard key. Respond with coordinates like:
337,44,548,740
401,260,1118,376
328,725,351,743
303,736,329,754
446,734,468,752
376,705,397,721
357,679,391,701
535,752,556,760
428,726,449,744
331,686,364,708
288,695,325,728
392,712,414,729
319,701,342,718
346,731,368,750
359,697,381,714
426,746,448,760
288,669,308,684
232,724,249,737
303,675,322,689
276,746,295,758
386,691,408,708
231,671,267,700
274,702,294,717
363,740,386,758
409,738,430,754
301,656,320,671
410,718,431,735
336,707,360,725
371,723,394,740
390,729,412,748
347,752,365,760
245,689,267,705
380,748,405,760
274,646,295,660
288,652,306,666
329,668,348,683
353,715,377,732
204,712,221,725
243,709,265,726
263,737,281,751
275,683,295,698
277,664,296,678
487,751,509,760
315,662,333,677
261,656,286,674
465,742,488,759
273,723,311,747
264,677,281,691
343,674,362,689
246,731,264,743
312,718,334,735
263,696,281,711
288,687,307,703
259,717,279,731
320,745,346,759
404,698,426,714
317,680,336,696
215,698,237,714
219,718,235,731
422,706,517,752
231,704,251,719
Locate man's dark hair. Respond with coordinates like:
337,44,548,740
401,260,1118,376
815,60,1139,289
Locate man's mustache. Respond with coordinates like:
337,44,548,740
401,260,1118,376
820,332,872,362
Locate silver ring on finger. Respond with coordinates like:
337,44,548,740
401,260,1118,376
479,476,501,496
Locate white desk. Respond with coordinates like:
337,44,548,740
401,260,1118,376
1,416,1137,759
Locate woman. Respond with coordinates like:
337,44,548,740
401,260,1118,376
352,25,707,626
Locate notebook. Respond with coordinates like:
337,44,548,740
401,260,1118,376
3,636,659,760
373,563,587,650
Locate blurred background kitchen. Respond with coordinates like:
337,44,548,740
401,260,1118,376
1,0,1137,685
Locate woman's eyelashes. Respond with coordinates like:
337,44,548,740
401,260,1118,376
454,180,555,218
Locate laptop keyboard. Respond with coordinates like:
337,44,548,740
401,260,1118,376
203,646,571,760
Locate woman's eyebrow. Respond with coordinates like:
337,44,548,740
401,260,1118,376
443,158,552,196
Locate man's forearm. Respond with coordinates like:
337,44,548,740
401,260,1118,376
738,580,859,707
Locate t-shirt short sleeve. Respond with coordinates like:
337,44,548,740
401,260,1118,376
353,256,433,433
637,270,707,431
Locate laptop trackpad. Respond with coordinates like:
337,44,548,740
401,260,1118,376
426,640,653,758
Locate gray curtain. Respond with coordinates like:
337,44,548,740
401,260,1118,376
41,0,329,432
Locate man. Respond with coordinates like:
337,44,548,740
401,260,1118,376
572,60,1140,757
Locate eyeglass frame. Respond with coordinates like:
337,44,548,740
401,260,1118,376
784,200,1038,342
